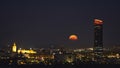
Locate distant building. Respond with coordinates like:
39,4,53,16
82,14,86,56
93,19,103,61
12,42,17,53
17,49,36,54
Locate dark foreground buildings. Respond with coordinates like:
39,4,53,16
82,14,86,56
93,19,103,61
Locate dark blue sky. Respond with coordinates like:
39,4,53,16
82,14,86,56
0,0,120,48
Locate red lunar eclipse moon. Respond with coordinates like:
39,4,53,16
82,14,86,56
69,35,78,41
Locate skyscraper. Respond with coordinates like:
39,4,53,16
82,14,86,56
93,19,103,61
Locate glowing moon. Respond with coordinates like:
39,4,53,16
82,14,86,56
69,35,78,40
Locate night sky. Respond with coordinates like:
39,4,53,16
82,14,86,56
0,0,120,48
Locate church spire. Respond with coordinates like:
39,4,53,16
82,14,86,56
12,42,17,52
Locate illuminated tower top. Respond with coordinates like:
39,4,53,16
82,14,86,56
12,42,17,52
94,19,103,25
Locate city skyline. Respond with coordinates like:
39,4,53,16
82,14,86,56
0,0,120,48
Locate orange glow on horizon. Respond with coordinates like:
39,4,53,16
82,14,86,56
69,35,78,41
94,19,103,25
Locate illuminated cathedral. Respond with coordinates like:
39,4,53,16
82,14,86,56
12,42,17,53
11,42,36,54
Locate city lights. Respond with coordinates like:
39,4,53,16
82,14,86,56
0,19,120,67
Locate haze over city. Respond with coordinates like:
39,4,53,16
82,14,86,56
0,0,120,48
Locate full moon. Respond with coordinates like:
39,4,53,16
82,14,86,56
69,34,78,41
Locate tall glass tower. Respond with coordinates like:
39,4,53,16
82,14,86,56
94,19,103,61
